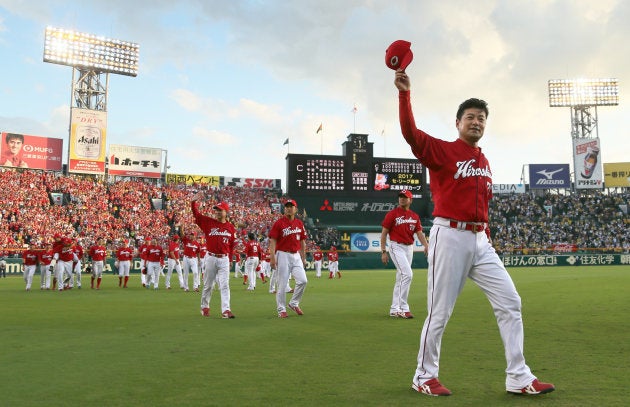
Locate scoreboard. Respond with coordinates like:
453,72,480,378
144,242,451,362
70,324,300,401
286,133,426,198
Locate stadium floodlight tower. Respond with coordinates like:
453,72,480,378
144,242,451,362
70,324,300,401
43,26,139,110
548,78,619,189
43,27,139,176
548,78,618,139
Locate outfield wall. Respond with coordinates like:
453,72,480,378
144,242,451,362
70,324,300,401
2,253,628,275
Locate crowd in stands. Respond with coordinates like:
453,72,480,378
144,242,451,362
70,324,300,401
488,191,630,254
1,168,629,258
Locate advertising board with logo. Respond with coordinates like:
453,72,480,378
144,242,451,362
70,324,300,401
573,138,603,189
350,232,426,253
69,108,107,174
108,144,162,178
0,132,63,171
528,164,571,189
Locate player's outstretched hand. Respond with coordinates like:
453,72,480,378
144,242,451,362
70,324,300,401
394,69,410,91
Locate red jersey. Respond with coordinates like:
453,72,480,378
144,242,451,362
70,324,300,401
22,249,39,266
269,216,307,253
168,240,181,260
313,250,323,261
244,240,261,258
89,245,107,261
327,250,338,262
381,206,421,245
72,245,84,262
232,252,241,263
182,237,200,258
399,91,492,223
59,238,75,262
38,249,54,266
146,244,164,262
191,201,236,256
139,244,149,261
116,246,134,261
261,251,270,262
199,246,207,258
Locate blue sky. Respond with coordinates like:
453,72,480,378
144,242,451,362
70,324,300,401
1,0,628,188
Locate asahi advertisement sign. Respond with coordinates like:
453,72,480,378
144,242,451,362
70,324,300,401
573,138,603,189
528,164,571,189
69,108,107,174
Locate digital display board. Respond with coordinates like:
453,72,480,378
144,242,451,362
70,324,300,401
287,134,426,198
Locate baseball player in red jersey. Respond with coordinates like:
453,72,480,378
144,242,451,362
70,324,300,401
72,240,84,289
116,239,134,288
327,246,340,279
380,189,428,319
89,238,107,290
395,70,554,396
21,244,39,291
181,230,201,292
243,232,261,291
145,238,165,290
268,199,308,318
54,236,76,291
312,246,323,278
138,238,150,287
165,234,184,290
38,242,54,290
191,192,236,319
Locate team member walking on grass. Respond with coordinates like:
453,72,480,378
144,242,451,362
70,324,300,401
394,69,554,396
191,192,236,319
380,189,428,319
268,199,308,318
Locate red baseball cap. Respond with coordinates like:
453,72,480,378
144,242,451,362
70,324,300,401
284,199,297,207
172,235,179,240
213,202,230,212
385,40,413,71
398,189,413,199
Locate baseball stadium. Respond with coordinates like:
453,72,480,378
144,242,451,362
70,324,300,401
2,6,630,407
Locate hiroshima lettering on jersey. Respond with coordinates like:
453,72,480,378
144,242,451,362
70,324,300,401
282,227,303,238
454,159,492,179
394,216,418,227
208,228,232,237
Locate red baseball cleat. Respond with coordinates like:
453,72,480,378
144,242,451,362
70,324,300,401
201,308,210,317
507,379,555,395
412,378,452,396
221,310,235,319
278,311,288,319
402,311,414,319
288,304,303,316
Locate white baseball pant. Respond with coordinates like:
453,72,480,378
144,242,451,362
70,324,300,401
275,251,307,313
166,258,183,289
200,254,231,312
388,241,414,314
182,256,199,291
413,219,536,390
23,265,37,290
245,256,260,290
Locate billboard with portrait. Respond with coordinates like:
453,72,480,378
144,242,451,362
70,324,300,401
0,132,63,171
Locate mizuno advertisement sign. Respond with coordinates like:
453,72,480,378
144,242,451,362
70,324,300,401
528,164,571,189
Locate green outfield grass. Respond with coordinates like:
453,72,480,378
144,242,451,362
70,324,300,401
1,266,629,406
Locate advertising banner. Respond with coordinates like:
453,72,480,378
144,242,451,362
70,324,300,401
350,232,425,253
165,173,221,187
603,162,630,187
492,183,526,194
222,177,281,189
0,132,63,171
69,108,107,174
573,138,603,189
108,144,162,178
528,164,571,189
